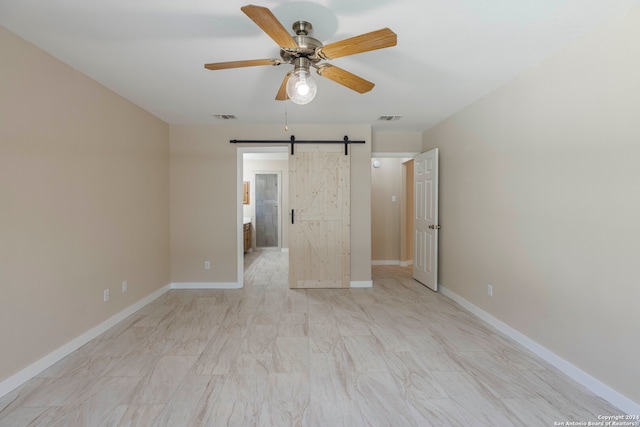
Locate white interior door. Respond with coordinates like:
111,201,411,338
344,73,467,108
413,148,439,291
289,144,350,288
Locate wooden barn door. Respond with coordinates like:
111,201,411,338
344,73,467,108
289,144,350,288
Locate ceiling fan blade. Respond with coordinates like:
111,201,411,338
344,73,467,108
317,28,397,60
204,59,280,70
275,73,291,101
241,5,298,49
316,64,375,94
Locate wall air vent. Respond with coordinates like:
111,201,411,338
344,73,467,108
377,115,402,121
213,114,237,120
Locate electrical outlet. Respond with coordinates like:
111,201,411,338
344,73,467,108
205,261,211,270
103,289,110,302
122,280,127,293
487,284,493,297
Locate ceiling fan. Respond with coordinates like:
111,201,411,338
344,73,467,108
204,4,397,105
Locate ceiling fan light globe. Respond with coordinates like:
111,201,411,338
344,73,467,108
297,84,310,96
286,69,317,105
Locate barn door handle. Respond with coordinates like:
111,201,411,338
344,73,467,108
291,209,294,224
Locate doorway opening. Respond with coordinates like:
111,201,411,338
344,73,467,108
370,152,418,267
238,147,289,286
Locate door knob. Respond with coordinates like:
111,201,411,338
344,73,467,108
428,225,441,230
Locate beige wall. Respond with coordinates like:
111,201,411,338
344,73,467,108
422,6,640,404
170,124,372,284
0,27,170,383
243,157,289,249
372,131,422,153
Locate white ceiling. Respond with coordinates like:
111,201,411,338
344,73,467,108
2,0,638,132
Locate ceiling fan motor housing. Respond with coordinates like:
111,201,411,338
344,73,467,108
280,21,322,64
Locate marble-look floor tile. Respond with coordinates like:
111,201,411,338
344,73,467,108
341,335,388,373
152,375,211,426
107,404,165,427
271,337,309,374
369,322,413,352
500,397,569,427
301,400,359,427
309,352,355,402
199,401,263,427
277,312,308,337
453,350,538,398
0,258,626,426
453,396,521,427
129,355,197,404
266,373,309,404
430,370,501,401
258,400,309,427
0,407,48,427
217,375,268,403
352,372,418,427
334,312,372,336
190,325,245,375
309,322,341,353
406,398,469,427
382,351,449,400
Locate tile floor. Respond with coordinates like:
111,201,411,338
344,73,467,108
0,250,625,426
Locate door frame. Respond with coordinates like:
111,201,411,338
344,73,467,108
237,146,288,287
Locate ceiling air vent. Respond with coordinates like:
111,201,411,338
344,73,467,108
213,114,237,120
378,115,402,121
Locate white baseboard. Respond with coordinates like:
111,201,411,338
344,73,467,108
372,260,414,267
170,282,242,289
439,285,640,415
0,284,171,399
371,260,400,266
350,280,373,288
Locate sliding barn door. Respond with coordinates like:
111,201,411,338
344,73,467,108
289,144,350,288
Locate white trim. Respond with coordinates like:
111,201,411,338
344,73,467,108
371,260,400,266
170,282,241,289
439,285,640,415
350,280,373,288
399,260,413,267
371,152,420,158
281,248,289,253
0,284,171,399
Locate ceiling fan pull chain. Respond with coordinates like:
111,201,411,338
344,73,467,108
284,99,289,131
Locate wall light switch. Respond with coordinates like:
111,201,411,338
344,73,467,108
391,195,397,202
205,261,211,270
